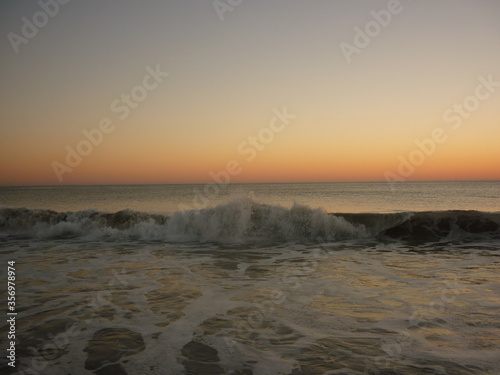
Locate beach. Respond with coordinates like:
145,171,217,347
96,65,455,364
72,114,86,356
1,183,499,374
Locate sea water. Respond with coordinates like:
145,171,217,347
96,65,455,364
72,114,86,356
1,181,499,214
0,181,499,375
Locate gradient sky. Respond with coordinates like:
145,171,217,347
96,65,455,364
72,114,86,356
1,0,499,185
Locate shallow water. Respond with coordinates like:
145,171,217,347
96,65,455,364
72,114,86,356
2,238,499,374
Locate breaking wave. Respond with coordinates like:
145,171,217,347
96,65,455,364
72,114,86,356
1,199,499,244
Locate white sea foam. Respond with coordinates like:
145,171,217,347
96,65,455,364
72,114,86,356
1,198,499,244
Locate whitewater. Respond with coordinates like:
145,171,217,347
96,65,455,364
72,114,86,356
0,182,499,375
1,199,499,245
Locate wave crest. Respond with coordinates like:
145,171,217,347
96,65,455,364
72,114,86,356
0,199,363,242
1,199,499,244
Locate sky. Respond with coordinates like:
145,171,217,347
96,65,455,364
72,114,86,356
1,0,499,185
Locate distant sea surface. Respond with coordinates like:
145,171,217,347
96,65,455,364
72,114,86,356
1,181,499,214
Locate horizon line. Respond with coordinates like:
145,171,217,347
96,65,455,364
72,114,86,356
1,179,499,188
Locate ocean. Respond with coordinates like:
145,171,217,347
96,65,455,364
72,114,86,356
1,181,499,375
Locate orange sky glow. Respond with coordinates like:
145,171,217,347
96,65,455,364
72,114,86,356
1,1,499,185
